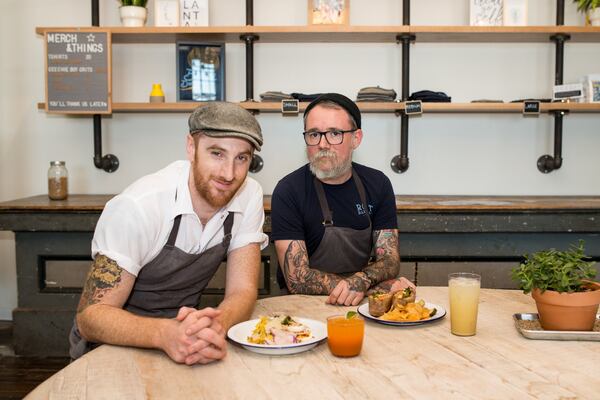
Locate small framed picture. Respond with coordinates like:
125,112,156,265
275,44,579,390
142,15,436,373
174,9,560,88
155,0,179,27
583,74,600,103
180,0,208,27
176,42,225,102
308,0,349,25
503,0,527,26
470,0,503,26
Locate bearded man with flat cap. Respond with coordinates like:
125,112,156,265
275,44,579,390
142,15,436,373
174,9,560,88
69,102,267,365
271,93,415,306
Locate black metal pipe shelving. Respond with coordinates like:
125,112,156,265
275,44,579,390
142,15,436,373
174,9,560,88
242,0,263,173
390,0,413,173
538,0,569,173
91,0,119,172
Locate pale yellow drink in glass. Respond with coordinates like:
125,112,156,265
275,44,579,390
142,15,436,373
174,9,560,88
448,273,481,336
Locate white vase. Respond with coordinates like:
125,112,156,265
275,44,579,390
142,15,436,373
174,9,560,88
590,8,600,27
120,6,147,27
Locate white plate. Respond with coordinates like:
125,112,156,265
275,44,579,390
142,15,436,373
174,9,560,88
357,301,446,326
227,317,327,355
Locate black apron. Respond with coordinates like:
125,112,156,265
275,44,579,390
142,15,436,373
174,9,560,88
69,212,233,360
308,168,373,274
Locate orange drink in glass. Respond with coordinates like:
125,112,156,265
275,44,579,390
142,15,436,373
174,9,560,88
327,315,364,357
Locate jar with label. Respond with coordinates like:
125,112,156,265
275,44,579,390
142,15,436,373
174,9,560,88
48,161,68,200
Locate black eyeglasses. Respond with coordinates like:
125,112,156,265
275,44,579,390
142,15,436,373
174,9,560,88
302,129,356,146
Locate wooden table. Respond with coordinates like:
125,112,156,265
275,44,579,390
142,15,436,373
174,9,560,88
26,288,600,399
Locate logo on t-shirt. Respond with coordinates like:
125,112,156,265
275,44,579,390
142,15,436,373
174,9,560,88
356,203,374,216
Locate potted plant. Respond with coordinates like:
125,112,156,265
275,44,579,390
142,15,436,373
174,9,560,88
511,241,600,331
573,0,600,26
118,0,148,27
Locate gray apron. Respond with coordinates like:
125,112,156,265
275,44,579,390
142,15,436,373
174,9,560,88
69,212,234,360
309,168,372,274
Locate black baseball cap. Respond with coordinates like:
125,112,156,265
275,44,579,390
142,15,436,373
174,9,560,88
303,93,361,129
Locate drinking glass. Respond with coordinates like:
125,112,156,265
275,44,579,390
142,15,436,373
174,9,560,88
448,272,481,336
327,315,364,357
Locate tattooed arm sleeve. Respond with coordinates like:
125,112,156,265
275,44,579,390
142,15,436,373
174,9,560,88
274,240,345,295
361,229,400,289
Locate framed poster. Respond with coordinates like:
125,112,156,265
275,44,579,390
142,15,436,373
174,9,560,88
583,74,600,103
308,0,349,25
470,0,503,26
176,42,225,102
155,0,180,26
180,0,208,26
45,30,111,114
503,0,527,26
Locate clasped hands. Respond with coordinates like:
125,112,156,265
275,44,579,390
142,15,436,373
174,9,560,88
162,306,227,365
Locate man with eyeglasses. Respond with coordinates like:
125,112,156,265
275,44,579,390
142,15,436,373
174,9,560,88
271,93,415,306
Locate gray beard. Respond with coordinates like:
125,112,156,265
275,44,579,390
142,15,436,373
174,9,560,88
308,149,353,181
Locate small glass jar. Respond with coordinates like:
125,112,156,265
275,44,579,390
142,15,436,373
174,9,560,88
48,161,68,200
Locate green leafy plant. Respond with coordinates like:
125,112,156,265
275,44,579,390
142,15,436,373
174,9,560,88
573,0,600,12
511,241,597,294
118,0,148,7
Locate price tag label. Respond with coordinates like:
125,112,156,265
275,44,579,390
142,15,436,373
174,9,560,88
523,101,540,114
281,99,299,114
405,100,422,115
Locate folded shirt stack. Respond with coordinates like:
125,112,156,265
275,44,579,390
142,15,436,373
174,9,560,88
408,90,451,102
259,91,294,102
356,86,397,102
291,93,323,102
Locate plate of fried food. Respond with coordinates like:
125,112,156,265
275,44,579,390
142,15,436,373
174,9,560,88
227,314,327,355
357,288,446,326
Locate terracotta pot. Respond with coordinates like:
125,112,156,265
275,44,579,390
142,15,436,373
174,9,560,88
532,287,600,331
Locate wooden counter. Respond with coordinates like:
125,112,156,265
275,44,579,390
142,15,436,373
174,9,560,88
2,195,600,357
26,289,600,400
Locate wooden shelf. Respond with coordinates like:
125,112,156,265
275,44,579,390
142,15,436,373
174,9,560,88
35,25,600,43
37,102,600,114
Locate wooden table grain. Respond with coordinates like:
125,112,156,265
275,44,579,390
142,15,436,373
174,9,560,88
26,288,600,399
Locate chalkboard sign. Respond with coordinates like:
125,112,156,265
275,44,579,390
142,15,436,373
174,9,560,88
45,30,111,114
405,100,422,115
281,99,299,114
523,100,540,114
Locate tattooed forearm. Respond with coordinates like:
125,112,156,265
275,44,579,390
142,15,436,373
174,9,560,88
77,255,124,313
282,241,342,295
362,229,400,288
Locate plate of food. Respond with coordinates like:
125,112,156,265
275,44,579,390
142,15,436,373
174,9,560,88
357,288,446,326
227,314,327,355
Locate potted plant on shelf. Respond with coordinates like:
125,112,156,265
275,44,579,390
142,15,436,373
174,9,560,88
511,241,600,331
118,0,148,27
573,0,600,26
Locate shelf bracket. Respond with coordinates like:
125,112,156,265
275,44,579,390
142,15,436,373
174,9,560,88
537,110,567,173
89,0,119,173
241,1,261,174
537,31,570,174
391,33,415,174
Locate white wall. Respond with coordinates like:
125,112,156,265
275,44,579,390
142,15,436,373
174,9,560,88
0,0,598,320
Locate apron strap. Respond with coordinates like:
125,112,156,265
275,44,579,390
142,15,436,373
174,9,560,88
165,214,183,249
221,212,234,248
313,178,334,226
351,169,372,229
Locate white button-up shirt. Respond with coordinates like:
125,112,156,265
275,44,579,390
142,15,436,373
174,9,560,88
92,160,268,277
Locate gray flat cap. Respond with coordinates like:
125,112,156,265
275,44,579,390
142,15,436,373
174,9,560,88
189,102,263,151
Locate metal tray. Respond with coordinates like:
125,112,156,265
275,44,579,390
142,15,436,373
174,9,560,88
513,313,600,341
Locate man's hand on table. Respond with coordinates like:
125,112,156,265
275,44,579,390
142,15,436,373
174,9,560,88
327,273,370,306
159,307,227,365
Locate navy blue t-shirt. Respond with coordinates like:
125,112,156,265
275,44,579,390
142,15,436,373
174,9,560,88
271,162,398,258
